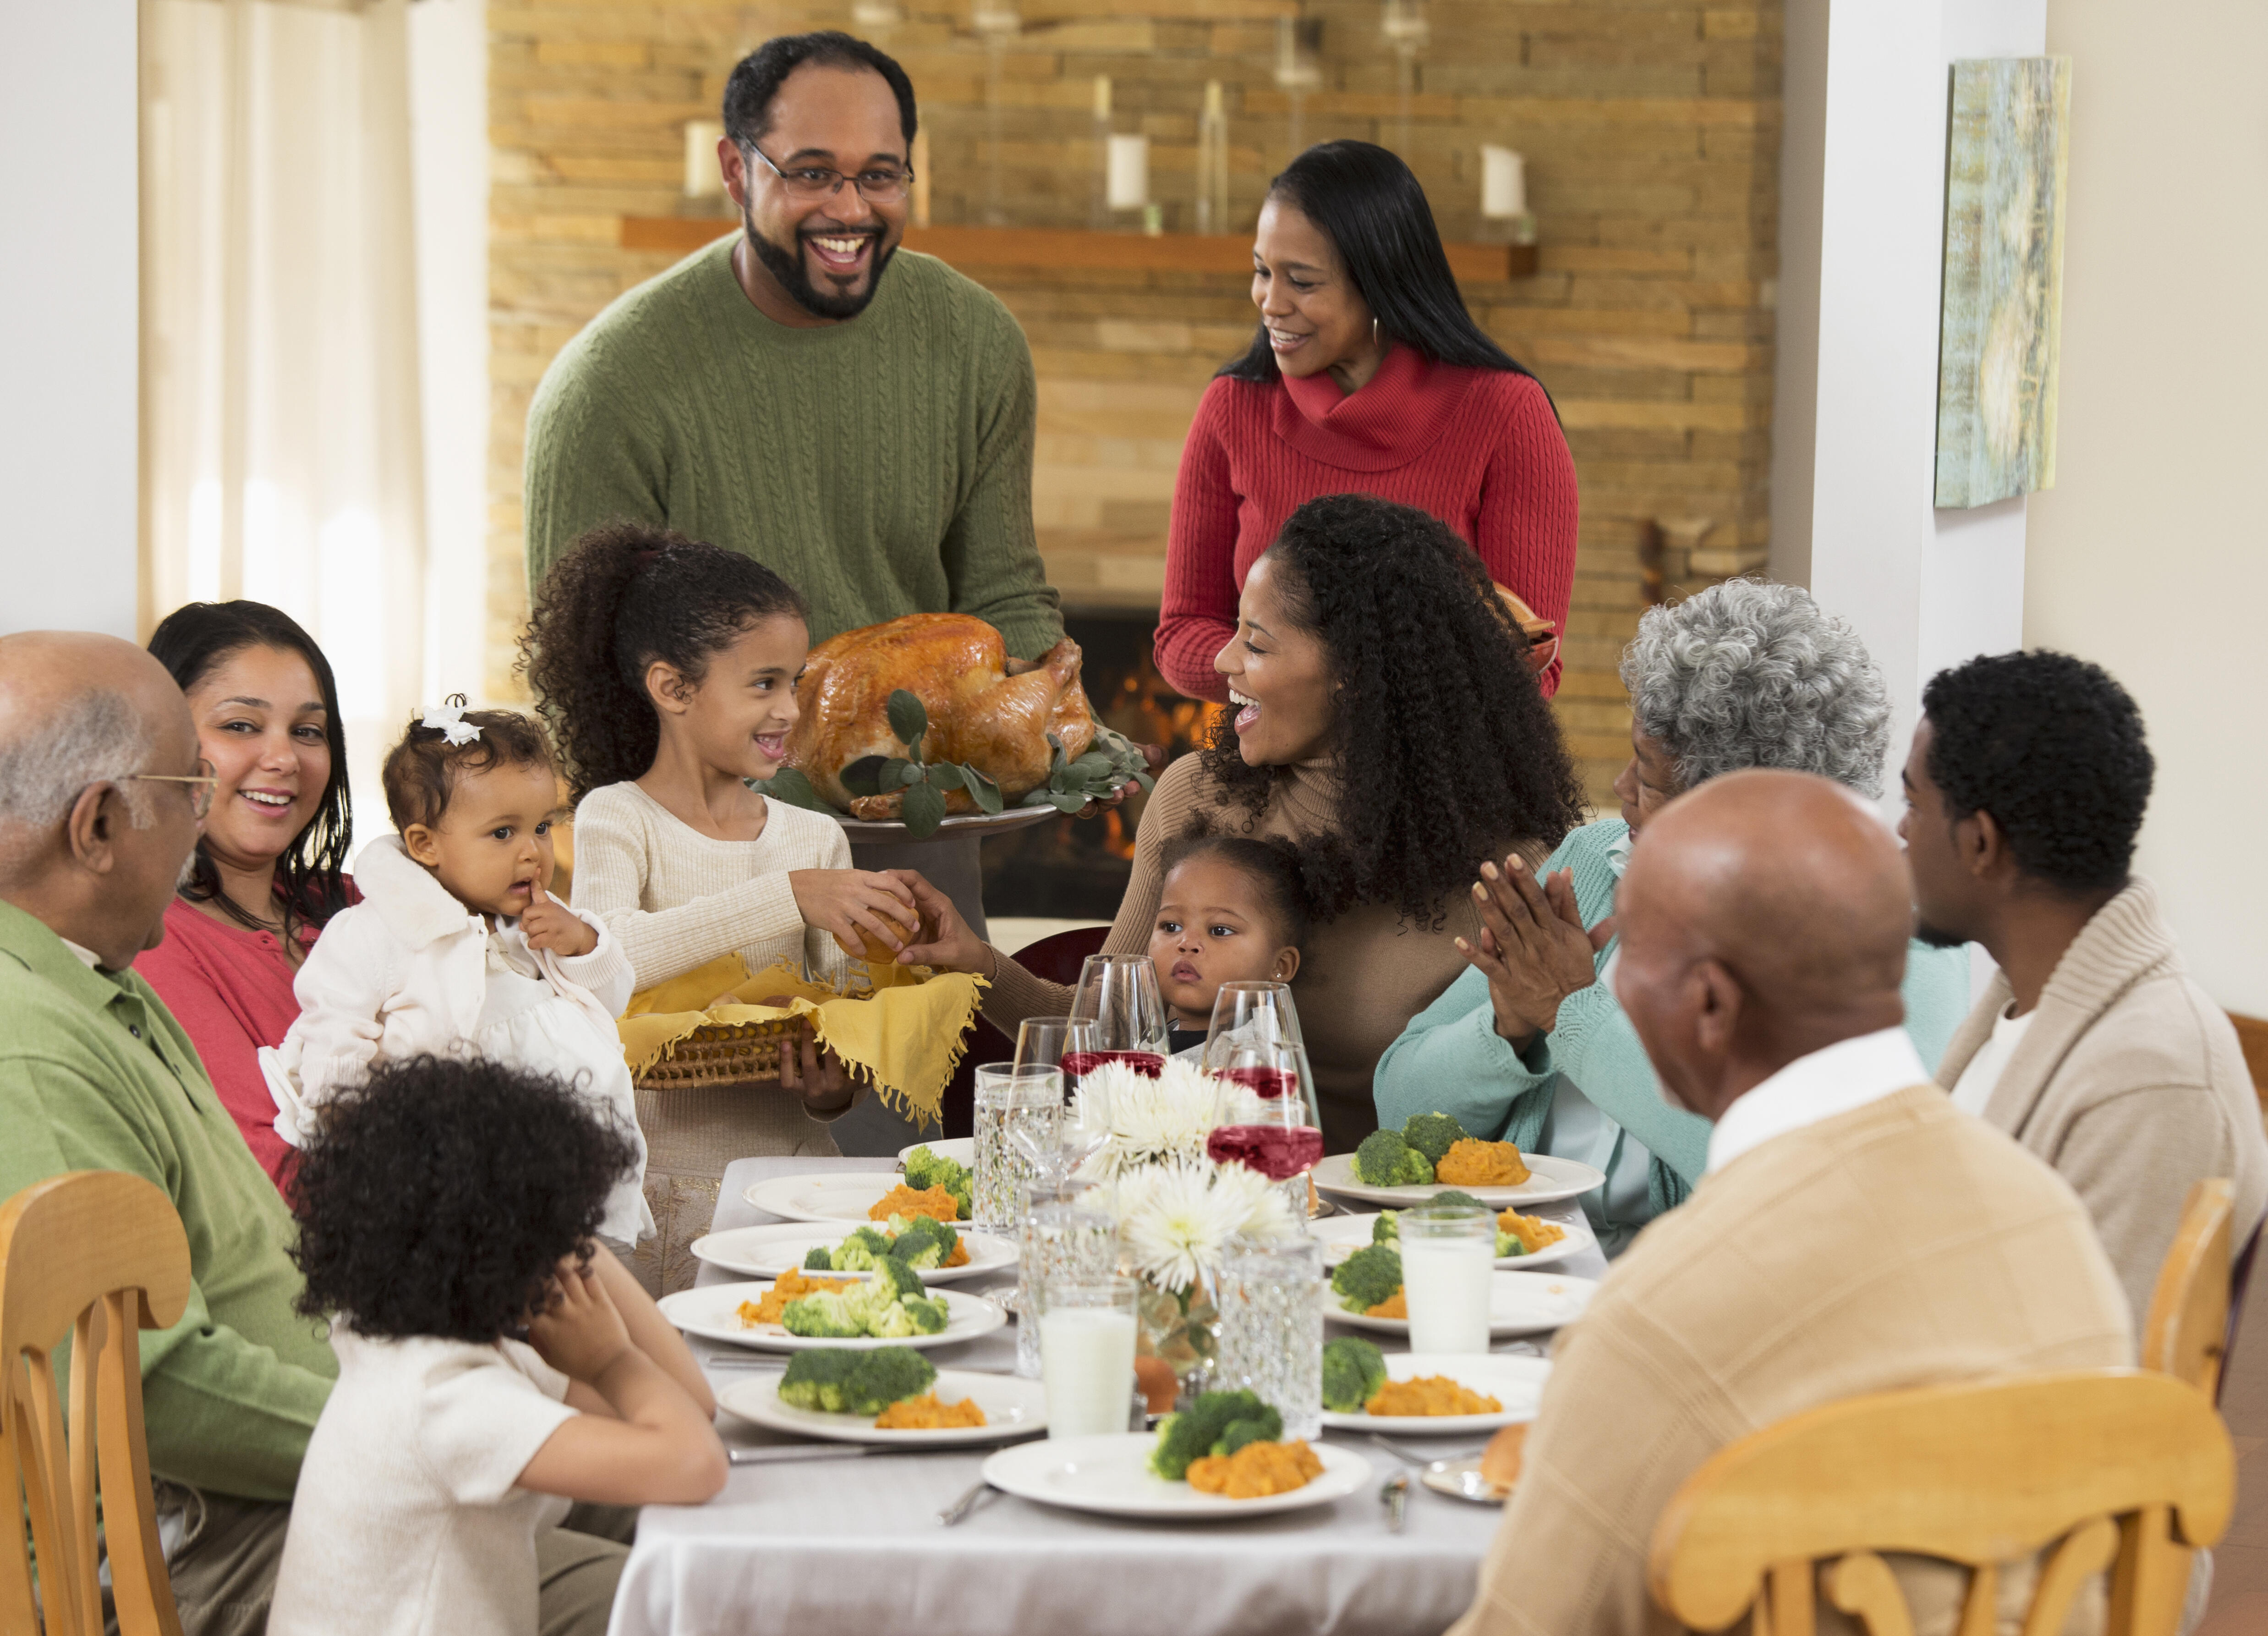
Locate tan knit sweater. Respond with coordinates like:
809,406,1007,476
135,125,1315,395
981,752,1535,1154
570,781,852,994
1936,876,2268,1321
1450,1085,2131,1636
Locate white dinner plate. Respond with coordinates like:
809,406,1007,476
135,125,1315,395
1307,1211,1595,1273
745,1171,970,1226
896,1137,975,1170
1310,1150,1606,1208
981,1433,1371,1520
1325,1269,1597,1338
690,1222,1016,1285
1320,1352,1552,1434
718,1367,1046,1446
658,1279,1006,1353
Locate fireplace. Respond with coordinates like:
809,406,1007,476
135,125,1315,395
981,609,1225,919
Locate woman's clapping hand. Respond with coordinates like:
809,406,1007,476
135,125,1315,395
1454,858,1615,1051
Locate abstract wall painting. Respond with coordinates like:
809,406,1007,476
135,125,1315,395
1934,56,2071,510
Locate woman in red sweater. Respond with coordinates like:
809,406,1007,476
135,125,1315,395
139,601,357,1191
1156,140,1577,703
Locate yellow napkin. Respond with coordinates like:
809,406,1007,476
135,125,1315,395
618,955,985,1130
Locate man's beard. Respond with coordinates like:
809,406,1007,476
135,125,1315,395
745,214,895,320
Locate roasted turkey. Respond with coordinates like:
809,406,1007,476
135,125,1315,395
785,614,1098,819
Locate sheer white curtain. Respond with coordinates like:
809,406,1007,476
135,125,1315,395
141,0,427,839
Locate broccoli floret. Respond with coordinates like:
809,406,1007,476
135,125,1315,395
888,1214,957,1271
1372,1210,1399,1244
1321,1336,1391,1413
1353,1129,1412,1187
1148,1389,1273,1481
895,1294,950,1335
838,1278,898,1333
829,1226,895,1272
1213,1409,1283,1457
1430,1190,1488,1213
803,1246,836,1270
1400,1147,1435,1186
902,1145,974,1219
1401,1112,1468,1166
841,1348,936,1414
780,1292,864,1339
871,1256,926,1303
1496,1230,1522,1258
777,1349,863,1413
1331,1244,1404,1313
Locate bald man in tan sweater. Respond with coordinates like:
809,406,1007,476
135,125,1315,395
1449,771,2131,1636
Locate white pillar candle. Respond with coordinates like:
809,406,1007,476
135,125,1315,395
1106,133,1149,211
683,119,723,199
1481,144,1526,219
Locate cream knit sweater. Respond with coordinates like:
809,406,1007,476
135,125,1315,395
570,781,852,994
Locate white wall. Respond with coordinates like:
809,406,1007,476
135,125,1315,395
0,1,139,637
2027,0,2268,1014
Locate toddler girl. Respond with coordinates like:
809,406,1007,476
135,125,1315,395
269,1055,724,1636
521,524,922,1276
1149,833,1311,1057
263,702,652,1245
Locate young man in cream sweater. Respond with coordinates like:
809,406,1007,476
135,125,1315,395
1902,651,2266,1322
1450,770,2130,1636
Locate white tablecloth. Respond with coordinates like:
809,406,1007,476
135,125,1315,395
608,1158,1607,1636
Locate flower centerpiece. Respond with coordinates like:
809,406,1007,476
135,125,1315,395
1071,1058,1299,1399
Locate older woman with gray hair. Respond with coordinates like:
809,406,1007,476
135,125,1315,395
1374,580,1969,1254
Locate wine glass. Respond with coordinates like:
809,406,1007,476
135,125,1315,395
1202,981,1320,1127
1010,1016,1109,1184
1065,954,1169,1078
1205,1035,1324,1183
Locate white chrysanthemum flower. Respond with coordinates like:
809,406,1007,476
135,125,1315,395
1076,1058,1218,1181
1111,1160,1298,1292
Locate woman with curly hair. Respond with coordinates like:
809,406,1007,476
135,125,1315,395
1376,580,1971,1254
522,524,919,1281
272,1055,723,1636
139,600,357,1189
898,492,1587,1153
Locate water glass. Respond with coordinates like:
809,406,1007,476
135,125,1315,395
1009,1016,1109,1184
1038,1274,1139,1438
971,1064,1061,1233
1065,954,1169,1076
1015,1191,1118,1378
1400,1204,1497,1355
1212,1235,1324,1439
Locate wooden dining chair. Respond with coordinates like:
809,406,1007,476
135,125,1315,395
1,1171,193,1636
1648,1368,2234,1636
2142,1178,2236,1399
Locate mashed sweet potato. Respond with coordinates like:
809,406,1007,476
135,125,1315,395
1435,1138,1531,1187
941,1237,971,1268
1366,1376,1503,1417
1364,1290,1408,1319
873,1394,987,1430
736,1268,855,1327
869,1183,963,1223
1498,1210,1564,1254
1187,1438,1325,1499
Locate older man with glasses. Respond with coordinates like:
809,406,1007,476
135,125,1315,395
522,27,1062,665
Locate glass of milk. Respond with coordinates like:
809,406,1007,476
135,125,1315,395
1399,1204,1496,1354
1039,1274,1139,1438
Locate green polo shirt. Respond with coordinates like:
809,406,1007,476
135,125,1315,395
0,900,334,1501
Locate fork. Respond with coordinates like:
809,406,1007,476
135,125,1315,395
1368,1433,1485,1467
935,1479,998,1527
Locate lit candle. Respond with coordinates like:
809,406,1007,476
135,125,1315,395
1481,145,1526,219
684,119,723,199
1093,74,1112,121
1106,133,1149,211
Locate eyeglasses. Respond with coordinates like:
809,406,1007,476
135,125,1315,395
117,759,219,820
740,140,912,205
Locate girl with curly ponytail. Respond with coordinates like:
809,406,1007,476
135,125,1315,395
521,525,924,1278
893,493,1585,1153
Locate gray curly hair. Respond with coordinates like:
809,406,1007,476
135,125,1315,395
1619,580,1891,798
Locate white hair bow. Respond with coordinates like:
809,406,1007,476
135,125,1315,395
421,700,482,747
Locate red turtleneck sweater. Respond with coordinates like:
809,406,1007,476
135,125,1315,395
1154,345,1578,703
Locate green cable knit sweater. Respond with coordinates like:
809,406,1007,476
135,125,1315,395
1374,818,1972,1234
523,235,1063,659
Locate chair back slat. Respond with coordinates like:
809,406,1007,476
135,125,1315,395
2142,1178,2235,1396
1648,1370,2234,1636
0,1172,193,1636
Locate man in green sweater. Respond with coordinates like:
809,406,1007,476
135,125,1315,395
523,30,1062,659
0,633,624,1636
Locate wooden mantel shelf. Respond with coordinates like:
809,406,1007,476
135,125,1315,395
621,217,1540,283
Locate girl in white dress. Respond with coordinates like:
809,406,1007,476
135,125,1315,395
263,701,652,1246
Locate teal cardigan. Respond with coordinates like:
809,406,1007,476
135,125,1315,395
1374,819,1971,1232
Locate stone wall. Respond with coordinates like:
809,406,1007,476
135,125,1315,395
489,1,1784,799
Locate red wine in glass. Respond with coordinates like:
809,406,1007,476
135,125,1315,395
1060,1049,1165,1081
1207,1124,1325,1181
1212,1064,1298,1100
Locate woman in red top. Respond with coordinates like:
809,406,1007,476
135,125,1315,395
1156,140,1577,703
139,601,356,1190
